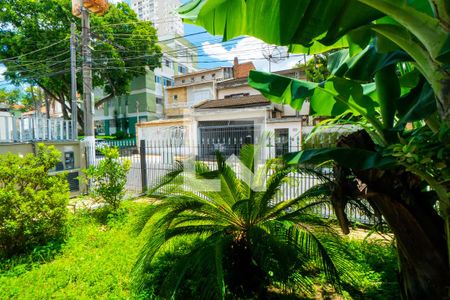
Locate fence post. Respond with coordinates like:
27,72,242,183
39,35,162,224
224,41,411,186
140,140,148,194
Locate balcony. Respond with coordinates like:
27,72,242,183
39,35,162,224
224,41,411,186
0,115,75,143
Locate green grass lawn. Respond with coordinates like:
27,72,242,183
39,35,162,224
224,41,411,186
0,201,399,299
0,202,147,299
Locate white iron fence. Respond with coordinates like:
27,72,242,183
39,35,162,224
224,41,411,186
0,115,74,142
86,137,379,225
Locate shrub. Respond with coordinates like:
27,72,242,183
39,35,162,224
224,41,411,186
0,144,69,257
133,146,351,298
83,146,131,211
113,131,128,140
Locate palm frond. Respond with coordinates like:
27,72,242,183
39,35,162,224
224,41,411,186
289,272,316,297
255,167,294,220
265,183,332,221
238,144,256,171
147,161,184,196
158,232,228,299
288,223,342,288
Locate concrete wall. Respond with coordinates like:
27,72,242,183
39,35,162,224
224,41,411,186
174,68,228,86
136,120,188,142
0,141,85,195
217,85,259,99
266,121,304,151
186,82,215,106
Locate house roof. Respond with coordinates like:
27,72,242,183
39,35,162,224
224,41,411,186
194,94,271,109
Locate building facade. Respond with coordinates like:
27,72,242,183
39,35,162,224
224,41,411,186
164,67,234,118
130,0,184,38
136,65,320,157
94,1,197,137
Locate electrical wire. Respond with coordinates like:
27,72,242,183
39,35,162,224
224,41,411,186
0,38,70,62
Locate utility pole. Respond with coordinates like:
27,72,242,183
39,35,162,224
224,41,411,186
136,100,140,124
81,0,95,165
70,23,78,141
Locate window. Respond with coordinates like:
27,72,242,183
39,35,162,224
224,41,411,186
155,75,160,84
224,93,250,99
173,95,178,102
164,59,171,67
156,97,163,105
178,65,187,74
275,128,289,156
201,75,205,80
181,79,185,83
211,73,216,78
163,77,173,87
190,77,195,82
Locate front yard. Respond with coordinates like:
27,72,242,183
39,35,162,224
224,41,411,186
0,200,399,299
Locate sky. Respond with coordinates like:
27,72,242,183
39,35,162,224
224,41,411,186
0,0,304,90
106,0,304,71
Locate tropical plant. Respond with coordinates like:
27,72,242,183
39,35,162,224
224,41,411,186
303,54,330,83
82,146,131,211
134,147,353,298
0,144,69,257
178,0,450,298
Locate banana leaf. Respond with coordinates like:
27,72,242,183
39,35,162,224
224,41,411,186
284,148,396,170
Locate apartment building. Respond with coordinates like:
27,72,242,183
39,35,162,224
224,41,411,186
94,1,197,136
130,0,184,38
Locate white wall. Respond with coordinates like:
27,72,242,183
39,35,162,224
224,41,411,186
217,86,259,99
266,121,304,151
174,69,225,86
193,107,267,123
186,83,215,106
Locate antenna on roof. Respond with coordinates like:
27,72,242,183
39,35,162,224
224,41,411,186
261,44,284,72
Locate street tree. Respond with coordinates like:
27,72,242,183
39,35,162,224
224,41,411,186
0,0,161,131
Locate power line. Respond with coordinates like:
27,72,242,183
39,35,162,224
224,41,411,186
90,55,302,70
3,51,71,68
0,38,69,62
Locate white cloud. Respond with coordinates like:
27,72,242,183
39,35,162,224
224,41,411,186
201,37,308,72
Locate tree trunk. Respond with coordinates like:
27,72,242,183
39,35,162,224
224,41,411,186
337,131,450,299
330,165,353,234
44,92,50,119
366,191,449,299
224,237,268,298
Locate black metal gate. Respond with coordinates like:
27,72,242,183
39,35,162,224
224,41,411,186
198,121,260,158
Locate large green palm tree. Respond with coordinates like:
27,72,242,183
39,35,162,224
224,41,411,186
133,146,352,299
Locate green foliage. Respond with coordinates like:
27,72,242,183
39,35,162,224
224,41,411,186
134,146,359,299
0,0,161,130
0,201,399,299
178,0,449,120
82,146,131,211
179,1,450,297
0,201,147,299
0,144,69,257
113,130,131,140
388,124,450,181
0,88,31,107
331,236,399,299
304,55,330,83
